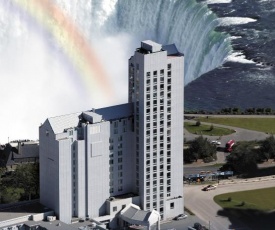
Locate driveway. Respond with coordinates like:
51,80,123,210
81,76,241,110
184,178,275,230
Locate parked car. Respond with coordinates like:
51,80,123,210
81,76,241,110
174,213,188,220
202,184,217,191
211,140,221,145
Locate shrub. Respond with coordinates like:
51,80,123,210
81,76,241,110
209,124,214,131
196,120,201,126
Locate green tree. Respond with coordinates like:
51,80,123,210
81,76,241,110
1,187,24,203
259,135,275,160
189,136,217,162
12,163,39,200
226,142,258,176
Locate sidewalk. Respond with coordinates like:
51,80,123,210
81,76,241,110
219,175,275,185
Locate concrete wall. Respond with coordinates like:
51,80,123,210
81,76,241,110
58,138,73,223
39,120,60,218
86,122,110,218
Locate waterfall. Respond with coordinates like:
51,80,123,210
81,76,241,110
0,0,232,142
88,0,232,85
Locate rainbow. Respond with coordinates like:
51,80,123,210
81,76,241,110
11,0,114,105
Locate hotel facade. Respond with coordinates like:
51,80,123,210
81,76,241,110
39,40,184,228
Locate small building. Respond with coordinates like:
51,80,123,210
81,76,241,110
0,141,39,170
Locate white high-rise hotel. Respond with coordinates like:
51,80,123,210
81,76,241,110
40,40,184,226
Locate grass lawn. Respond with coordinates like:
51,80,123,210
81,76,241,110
184,122,235,136
198,117,275,133
214,187,275,211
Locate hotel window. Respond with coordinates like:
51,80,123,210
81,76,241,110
110,188,114,193
113,206,117,212
118,150,122,156
118,179,123,184
147,72,150,77
118,158,123,163
167,172,171,178
118,165,123,170
168,64,171,70
114,121,118,128
153,70,157,76
170,202,174,209
118,171,123,177
118,135,123,141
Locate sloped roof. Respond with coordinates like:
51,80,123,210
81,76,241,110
95,103,133,121
162,44,181,56
45,103,133,134
82,111,102,123
47,113,81,134
120,204,159,227
18,143,39,158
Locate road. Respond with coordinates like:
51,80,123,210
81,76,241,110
184,178,275,230
184,120,270,175
184,120,269,144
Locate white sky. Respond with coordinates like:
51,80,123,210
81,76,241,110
0,3,135,143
